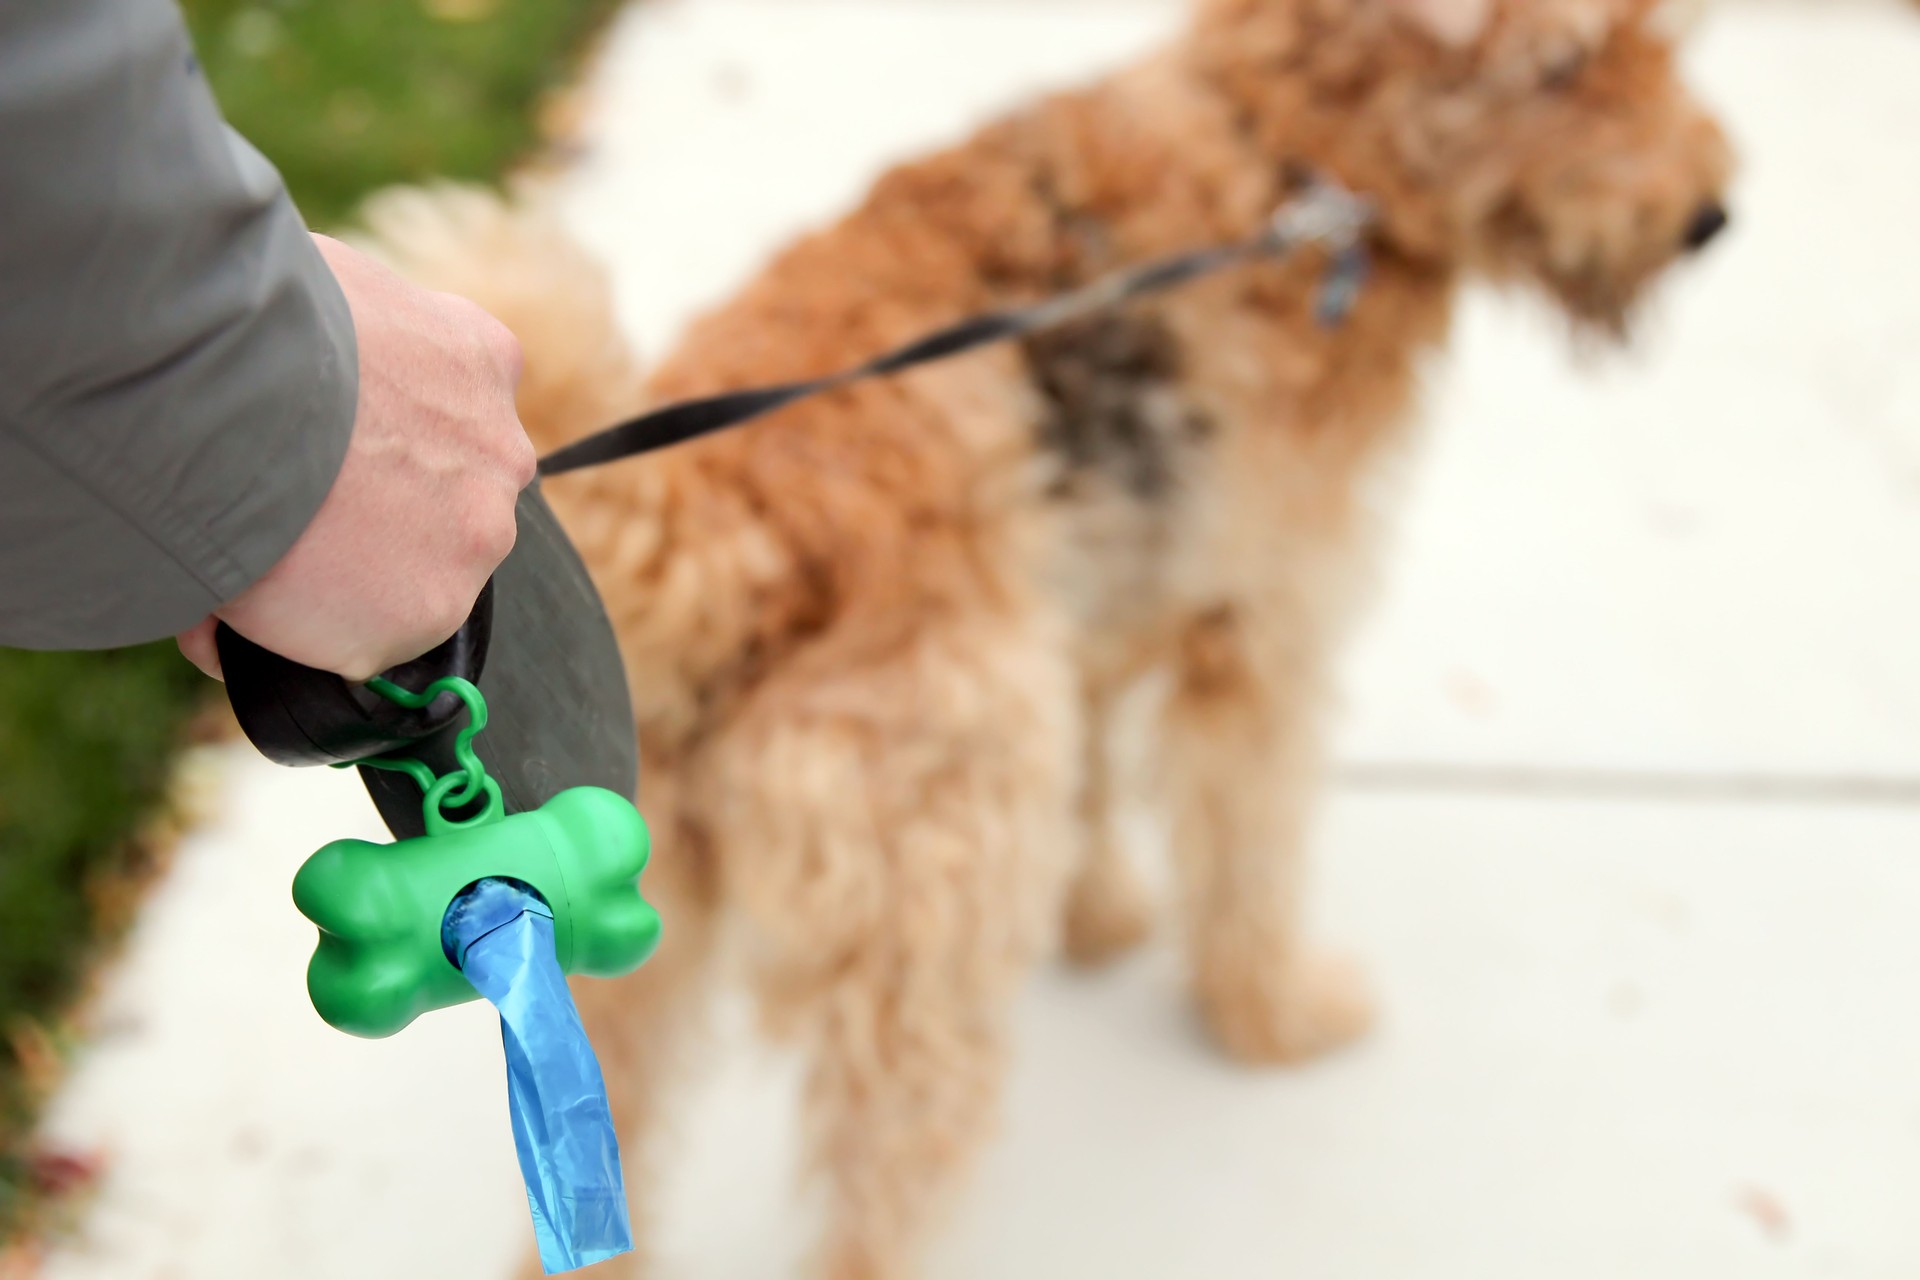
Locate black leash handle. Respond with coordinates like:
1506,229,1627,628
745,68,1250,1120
217,581,495,769
538,181,1378,477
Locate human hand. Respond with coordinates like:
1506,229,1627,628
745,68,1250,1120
177,234,535,681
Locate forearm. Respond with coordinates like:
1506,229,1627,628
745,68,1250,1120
0,0,356,650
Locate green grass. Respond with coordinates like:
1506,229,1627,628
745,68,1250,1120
0,0,619,1241
0,648,204,1233
184,0,622,229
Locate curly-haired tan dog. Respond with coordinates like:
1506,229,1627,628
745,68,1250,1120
367,0,1731,1273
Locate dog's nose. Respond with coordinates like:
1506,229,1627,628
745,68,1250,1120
1683,200,1729,252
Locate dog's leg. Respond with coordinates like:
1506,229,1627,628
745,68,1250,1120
1161,605,1373,1065
1061,678,1154,966
507,776,724,1280
712,621,1077,1279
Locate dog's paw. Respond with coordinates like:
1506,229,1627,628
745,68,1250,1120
1197,947,1375,1066
1061,860,1154,967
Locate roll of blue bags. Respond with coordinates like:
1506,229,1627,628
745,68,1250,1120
443,877,634,1274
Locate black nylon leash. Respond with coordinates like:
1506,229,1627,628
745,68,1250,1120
538,181,1377,478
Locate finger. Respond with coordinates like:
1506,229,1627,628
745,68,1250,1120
175,618,225,681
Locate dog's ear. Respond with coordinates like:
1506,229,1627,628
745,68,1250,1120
1383,0,1493,46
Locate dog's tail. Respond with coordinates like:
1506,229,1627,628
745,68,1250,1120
349,183,647,458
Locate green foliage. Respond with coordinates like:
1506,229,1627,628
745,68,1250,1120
181,0,622,229
0,649,202,1018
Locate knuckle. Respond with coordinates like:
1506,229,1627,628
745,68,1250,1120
340,648,389,683
435,597,475,643
456,302,522,382
441,293,521,380
489,321,525,385
504,425,538,487
440,290,490,326
419,590,476,654
464,490,519,566
482,512,519,565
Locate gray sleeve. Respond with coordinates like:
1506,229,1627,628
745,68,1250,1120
0,0,357,651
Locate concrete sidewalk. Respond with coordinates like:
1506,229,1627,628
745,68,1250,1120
37,1,1920,1277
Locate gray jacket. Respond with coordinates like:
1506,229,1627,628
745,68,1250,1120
0,0,356,650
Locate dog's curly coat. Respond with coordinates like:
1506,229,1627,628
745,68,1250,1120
364,0,1730,1273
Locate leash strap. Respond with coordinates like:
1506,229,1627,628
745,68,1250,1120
537,180,1377,477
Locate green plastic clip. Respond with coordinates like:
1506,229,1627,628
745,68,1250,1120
291,677,660,1039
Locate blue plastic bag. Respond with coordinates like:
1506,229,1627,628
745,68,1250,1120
443,878,633,1274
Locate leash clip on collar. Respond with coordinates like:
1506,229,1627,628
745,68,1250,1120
1266,179,1377,255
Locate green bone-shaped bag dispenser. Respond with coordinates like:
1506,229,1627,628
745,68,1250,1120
296,783,660,1038
281,675,660,1038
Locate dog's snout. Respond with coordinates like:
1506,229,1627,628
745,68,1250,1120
1683,200,1729,251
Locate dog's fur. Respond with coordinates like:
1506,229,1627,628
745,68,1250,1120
365,0,1730,1273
